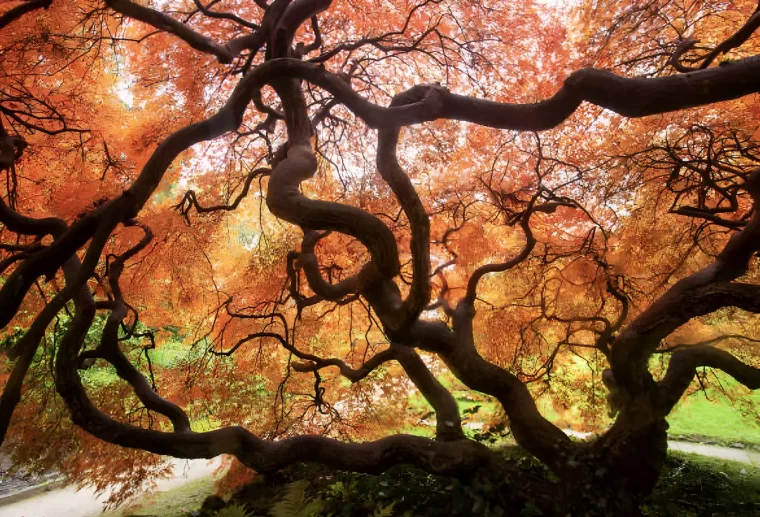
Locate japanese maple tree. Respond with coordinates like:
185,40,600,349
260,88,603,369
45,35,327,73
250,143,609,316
2,0,760,514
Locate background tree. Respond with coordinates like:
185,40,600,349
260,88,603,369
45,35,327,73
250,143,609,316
2,0,760,514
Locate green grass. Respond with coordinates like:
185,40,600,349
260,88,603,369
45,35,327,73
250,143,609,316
530,377,760,448
667,393,760,445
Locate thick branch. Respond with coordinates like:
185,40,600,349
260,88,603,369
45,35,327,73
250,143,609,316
190,0,259,30
376,314,576,478
105,0,261,63
266,146,400,277
658,345,760,413
613,281,760,395
611,171,760,394
247,56,760,130
376,86,443,323
79,223,192,432
296,231,360,300
699,8,760,69
82,304,191,432
0,53,259,329
54,277,492,477
0,195,66,238
0,0,52,30
0,255,87,446
393,344,464,442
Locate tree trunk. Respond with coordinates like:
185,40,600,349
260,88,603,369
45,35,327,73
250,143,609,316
556,395,668,516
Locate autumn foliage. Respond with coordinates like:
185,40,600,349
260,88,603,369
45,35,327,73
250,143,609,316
2,0,760,514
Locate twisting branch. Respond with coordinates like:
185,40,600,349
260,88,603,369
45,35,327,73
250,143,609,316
392,344,464,441
290,346,394,383
265,142,401,279
611,169,760,395
465,192,540,302
173,167,270,223
247,56,760,131
669,38,701,73
670,3,760,72
657,345,760,413
376,85,446,324
78,221,192,432
210,331,289,356
295,230,360,301
190,0,260,30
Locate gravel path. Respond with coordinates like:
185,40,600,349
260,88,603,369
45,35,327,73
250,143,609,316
565,430,760,466
0,457,222,517
668,441,760,466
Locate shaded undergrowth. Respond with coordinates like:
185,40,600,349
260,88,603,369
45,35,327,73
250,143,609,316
160,449,760,517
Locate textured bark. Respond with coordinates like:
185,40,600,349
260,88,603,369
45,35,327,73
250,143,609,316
0,0,52,30
392,344,465,442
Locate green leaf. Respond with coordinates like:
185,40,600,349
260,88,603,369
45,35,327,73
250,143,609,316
269,480,309,517
372,501,396,517
213,503,253,517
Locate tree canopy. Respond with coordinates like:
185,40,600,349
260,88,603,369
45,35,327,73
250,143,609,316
2,0,760,514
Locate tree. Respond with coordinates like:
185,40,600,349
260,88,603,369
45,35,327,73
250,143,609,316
2,0,760,513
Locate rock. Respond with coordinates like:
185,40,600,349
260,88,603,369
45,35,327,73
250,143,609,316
731,442,746,449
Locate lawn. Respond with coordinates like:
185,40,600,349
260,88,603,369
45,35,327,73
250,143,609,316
667,392,760,445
